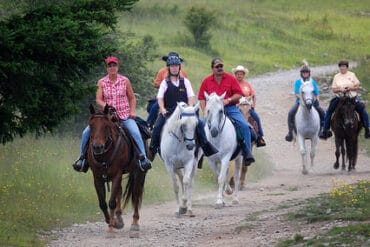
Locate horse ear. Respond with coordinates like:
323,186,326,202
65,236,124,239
194,102,200,112
104,104,109,114
220,92,226,100
204,92,210,101
89,104,95,114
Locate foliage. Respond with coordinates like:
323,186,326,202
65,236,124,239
0,0,141,144
279,179,370,246
183,6,215,48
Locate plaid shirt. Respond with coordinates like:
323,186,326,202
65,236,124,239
101,74,130,120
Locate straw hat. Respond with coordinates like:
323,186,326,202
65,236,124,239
232,65,249,74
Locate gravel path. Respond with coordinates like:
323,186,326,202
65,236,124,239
47,64,370,247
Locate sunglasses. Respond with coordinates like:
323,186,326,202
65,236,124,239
214,64,223,69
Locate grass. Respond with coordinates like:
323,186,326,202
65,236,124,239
278,179,370,246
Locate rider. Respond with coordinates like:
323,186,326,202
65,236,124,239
319,60,370,139
232,65,266,147
72,56,152,173
198,58,255,165
146,52,188,129
148,55,218,160
285,65,325,142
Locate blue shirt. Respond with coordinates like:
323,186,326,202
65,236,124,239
294,78,319,103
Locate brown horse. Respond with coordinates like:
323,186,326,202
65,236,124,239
87,104,146,236
229,97,258,190
331,96,362,172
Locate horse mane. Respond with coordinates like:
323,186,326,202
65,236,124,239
165,102,189,133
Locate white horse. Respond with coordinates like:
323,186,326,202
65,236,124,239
295,82,320,175
160,102,202,217
204,92,241,208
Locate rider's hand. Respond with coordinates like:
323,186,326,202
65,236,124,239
160,108,167,116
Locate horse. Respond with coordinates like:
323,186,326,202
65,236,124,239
204,92,241,208
87,104,146,237
295,82,320,175
159,102,202,217
331,95,362,172
229,96,257,190
294,81,320,175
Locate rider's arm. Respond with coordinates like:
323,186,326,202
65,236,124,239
96,80,105,109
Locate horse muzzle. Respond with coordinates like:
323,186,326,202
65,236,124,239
210,127,219,138
92,144,106,156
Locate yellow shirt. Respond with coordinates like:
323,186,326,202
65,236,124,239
332,71,360,98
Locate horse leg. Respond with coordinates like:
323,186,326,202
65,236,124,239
176,169,188,215
114,184,124,229
93,178,110,226
215,160,228,209
240,165,248,191
183,161,196,217
108,175,123,231
310,137,318,169
231,156,242,205
298,136,308,175
340,141,346,171
333,138,340,169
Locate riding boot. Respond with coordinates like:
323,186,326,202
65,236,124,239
201,141,218,156
285,104,298,142
72,155,89,173
137,154,152,172
149,114,166,161
240,141,255,166
319,126,332,140
365,127,370,139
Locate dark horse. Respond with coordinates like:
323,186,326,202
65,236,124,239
331,96,362,172
87,104,146,236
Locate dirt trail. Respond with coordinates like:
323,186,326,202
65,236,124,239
48,65,370,247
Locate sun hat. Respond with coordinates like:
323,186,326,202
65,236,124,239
211,58,223,68
162,52,184,62
105,56,119,65
232,65,249,74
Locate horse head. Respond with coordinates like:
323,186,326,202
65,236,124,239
337,96,357,129
299,82,315,110
205,92,226,138
238,96,253,118
88,104,117,157
168,102,199,150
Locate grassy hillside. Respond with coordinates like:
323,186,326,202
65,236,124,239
118,0,370,88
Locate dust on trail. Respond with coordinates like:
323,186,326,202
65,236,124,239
47,64,370,247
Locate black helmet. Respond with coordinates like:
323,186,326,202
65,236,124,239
162,52,184,62
166,56,182,66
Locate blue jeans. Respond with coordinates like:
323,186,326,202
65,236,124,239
80,118,147,158
147,101,159,128
249,108,264,137
225,105,252,150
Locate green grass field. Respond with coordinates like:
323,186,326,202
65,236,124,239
1,0,370,246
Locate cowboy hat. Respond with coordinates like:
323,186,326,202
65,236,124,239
162,52,184,62
232,65,249,74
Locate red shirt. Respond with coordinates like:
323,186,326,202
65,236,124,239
198,72,243,105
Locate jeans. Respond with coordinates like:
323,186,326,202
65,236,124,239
225,105,252,150
80,118,147,158
249,108,264,137
323,96,370,130
147,101,159,128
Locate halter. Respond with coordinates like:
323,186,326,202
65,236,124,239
170,112,197,143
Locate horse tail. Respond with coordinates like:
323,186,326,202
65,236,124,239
122,169,146,210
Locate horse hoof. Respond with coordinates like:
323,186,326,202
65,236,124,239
114,221,124,229
333,163,339,169
187,210,195,217
232,198,240,205
129,224,140,238
302,169,308,175
225,188,233,195
179,207,187,215
215,202,224,209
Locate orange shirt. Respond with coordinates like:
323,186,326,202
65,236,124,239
154,67,188,88
239,80,255,97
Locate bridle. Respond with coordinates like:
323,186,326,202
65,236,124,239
170,112,197,143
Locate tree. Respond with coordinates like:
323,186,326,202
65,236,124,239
183,6,215,48
0,0,141,144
